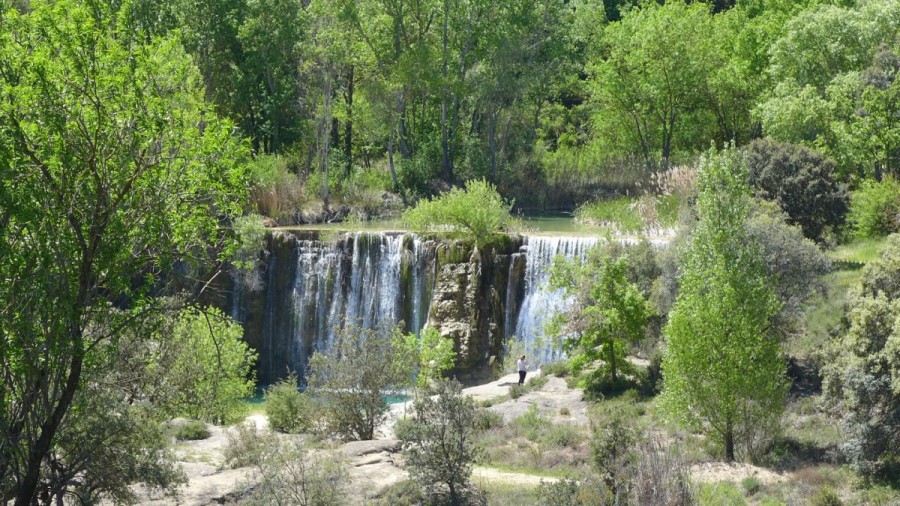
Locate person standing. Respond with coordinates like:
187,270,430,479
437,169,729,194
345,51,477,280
517,355,528,385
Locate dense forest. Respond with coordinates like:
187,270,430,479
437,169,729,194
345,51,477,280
104,0,900,214
3,0,900,504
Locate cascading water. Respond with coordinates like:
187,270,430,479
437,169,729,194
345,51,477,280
511,236,600,365
240,230,658,384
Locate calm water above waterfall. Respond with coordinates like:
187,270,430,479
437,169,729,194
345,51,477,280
230,230,665,385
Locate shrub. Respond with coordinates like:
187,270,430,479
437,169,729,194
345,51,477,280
223,423,269,469
402,179,517,245
559,407,571,416
631,441,694,506
266,374,317,434
822,234,900,480
542,361,570,377
746,200,832,332
591,416,637,494
400,379,484,505
173,420,210,441
509,384,526,399
153,307,258,424
527,375,548,390
307,322,412,441
741,476,762,496
248,155,306,221
474,410,504,431
370,480,427,506
575,197,644,231
745,138,848,243
811,488,843,506
513,405,551,442
541,424,582,449
848,176,900,238
698,482,746,506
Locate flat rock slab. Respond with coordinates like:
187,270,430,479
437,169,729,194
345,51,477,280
340,438,402,457
485,376,590,426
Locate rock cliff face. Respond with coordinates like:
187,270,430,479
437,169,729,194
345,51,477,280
227,230,597,385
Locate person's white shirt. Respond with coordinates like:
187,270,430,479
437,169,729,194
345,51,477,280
517,359,527,372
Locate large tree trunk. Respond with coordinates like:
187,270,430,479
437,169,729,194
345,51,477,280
724,424,735,462
15,331,83,505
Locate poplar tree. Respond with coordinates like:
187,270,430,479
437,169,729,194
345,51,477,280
660,147,787,462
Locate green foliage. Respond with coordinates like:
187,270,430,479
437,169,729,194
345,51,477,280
0,0,248,497
848,176,900,238
698,482,747,506
575,198,644,232
509,384,526,400
745,138,849,243
661,147,788,462
402,180,516,245
745,200,833,332
307,323,411,440
393,327,457,390
548,243,654,389
265,374,317,434
474,410,504,432
541,361,571,378
224,423,348,505
823,234,900,480
811,488,844,506
400,379,484,505
154,308,257,424
741,476,762,496
230,214,268,290
173,420,211,441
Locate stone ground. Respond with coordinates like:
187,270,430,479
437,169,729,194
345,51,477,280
130,368,794,504
132,372,566,505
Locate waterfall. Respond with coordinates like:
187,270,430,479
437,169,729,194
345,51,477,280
512,236,600,365
243,230,662,383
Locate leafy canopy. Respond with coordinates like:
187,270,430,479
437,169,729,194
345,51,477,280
402,179,517,245
549,243,654,391
660,147,787,462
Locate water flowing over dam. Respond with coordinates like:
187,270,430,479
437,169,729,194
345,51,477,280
227,230,645,384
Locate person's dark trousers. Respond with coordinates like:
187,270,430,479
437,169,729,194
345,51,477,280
518,371,526,384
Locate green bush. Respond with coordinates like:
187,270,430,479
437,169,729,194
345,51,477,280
541,361,570,377
527,375,549,390
369,480,427,506
811,487,843,506
513,405,551,442
540,424,582,449
154,307,258,424
741,476,761,496
173,420,210,441
265,374,316,434
475,410,504,431
698,482,747,506
745,138,848,243
848,176,900,238
248,155,306,220
402,179,517,245
509,384,526,399
575,197,643,231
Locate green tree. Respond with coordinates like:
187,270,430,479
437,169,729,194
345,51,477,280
589,2,719,169
398,379,484,505
0,1,248,502
823,234,900,480
394,327,457,391
150,308,257,424
745,138,849,243
548,245,654,390
660,147,788,462
402,179,516,245
306,323,412,440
